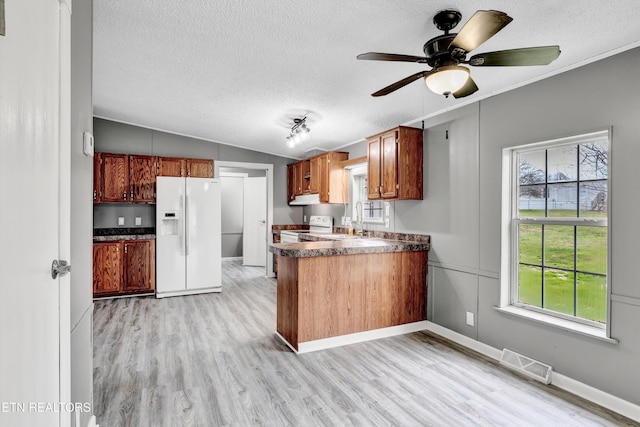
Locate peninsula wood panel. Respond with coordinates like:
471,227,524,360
276,256,299,347
277,251,427,349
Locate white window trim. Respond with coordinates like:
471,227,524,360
499,129,614,341
351,165,384,225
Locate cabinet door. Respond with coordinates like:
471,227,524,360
101,153,129,202
293,162,304,196
93,152,102,203
157,157,185,177
187,158,213,178
309,156,320,194
318,154,330,203
367,137,382,200
123,240,153,293
93,242,123,296
287,164,295,203
129,155,157,203
380,130,398,199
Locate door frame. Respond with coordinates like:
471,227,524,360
214,161,274,277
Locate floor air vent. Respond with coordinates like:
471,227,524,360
499,348,552,384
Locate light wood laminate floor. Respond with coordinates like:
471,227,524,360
94,260,636,426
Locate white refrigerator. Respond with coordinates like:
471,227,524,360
156,177,222,298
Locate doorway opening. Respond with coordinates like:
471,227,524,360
215,161,274,278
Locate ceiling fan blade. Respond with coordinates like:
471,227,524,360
357,52,429,63
450,10,513,54
371,71,429,97
468,46,561,66
452,76,479,98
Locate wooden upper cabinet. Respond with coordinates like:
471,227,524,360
123,240,155,293
157,156,186,177
309,156,320,194
93,241,123,297
101,153,129,202
93,152,102,203
286,163,295,203
367,126,423,201
293,162,304,196
186,158,213,178
380,130,399,199
367,138,382,200
129,155,157,203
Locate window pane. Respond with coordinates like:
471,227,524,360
544,225,574,270
579,141,608,180
518,265,542,307
547,145,577,182
518,184,545,217
363,201,383,220
576,273,606,323
543,268,575,316
519,224,542,265
577,226,607,275
518,151,545,185
579,180,607,217
547,183,577,217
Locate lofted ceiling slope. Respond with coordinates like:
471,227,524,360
93,1,640,159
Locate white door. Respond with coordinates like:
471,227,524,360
156,177,187,294
243,177,267,267
186,178,222,290
0,1,71,426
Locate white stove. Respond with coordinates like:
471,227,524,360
280,215,333,243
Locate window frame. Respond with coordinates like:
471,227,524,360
500,129,612,335
351,165,384,225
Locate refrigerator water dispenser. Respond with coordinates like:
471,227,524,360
159,210,180,236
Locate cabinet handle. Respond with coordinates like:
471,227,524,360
123,192,127,200
124,244,128,254
130,190,134,200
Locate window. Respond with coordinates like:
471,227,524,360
502,130,609,329
351,166,383,224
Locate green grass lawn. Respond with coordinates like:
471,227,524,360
517,210,607,323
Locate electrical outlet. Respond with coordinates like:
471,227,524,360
385,218,390,228
135,217,142,226
466,311,474,326
118,217,125,226
342,216,351,226
303,215,307,223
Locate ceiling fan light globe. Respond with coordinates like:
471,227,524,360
425,66,469,96
286,136,295,148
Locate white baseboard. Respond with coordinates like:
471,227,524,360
156,287,222,298
222,256,243,261
278,321,429,354
423,321,640,422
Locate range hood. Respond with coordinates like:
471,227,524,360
289,193,320,205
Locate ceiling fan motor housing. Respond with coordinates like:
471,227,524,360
423,34,459,67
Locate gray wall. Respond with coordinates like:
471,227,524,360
70,0,94,425
93,119,303,229
306,48,640,404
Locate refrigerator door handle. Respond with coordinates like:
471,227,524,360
185,194,190,255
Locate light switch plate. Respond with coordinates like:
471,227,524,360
135,217,142,226
384,202,390,216
118,217,125,226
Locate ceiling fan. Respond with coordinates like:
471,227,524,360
357,9,561,98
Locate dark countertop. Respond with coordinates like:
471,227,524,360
93,234,156,242
93,227,156,242
269,232,430,257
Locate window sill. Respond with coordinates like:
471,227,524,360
494,306,618,345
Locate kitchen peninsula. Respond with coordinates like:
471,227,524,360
270,233,430,353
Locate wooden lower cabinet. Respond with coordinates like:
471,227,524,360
93,239,155,298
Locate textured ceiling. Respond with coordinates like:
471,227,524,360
93,1,640,159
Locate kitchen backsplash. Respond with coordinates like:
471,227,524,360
93,203,155,229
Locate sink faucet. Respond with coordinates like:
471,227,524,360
355,200,364,236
